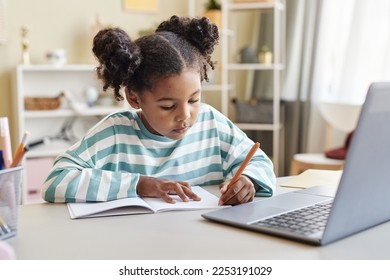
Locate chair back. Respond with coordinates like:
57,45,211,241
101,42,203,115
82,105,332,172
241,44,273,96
319,102,362,149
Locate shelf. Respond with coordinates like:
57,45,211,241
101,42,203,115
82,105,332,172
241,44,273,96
202,84,224,91
24,106,125,118
227,2,276,10
26,140,73,158
227,1,285,11
236,122,282,131
202,83,233,91
227,63,284,70
17,64,96,72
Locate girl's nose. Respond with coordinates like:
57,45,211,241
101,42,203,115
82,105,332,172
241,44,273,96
175,105,190,122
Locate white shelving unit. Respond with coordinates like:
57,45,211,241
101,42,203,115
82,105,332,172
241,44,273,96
187,0,227,110
13,64,126,203
221,0,286,175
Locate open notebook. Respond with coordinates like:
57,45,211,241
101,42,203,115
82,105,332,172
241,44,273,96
67,186,225,219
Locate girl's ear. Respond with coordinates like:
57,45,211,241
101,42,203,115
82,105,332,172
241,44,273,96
125,88,141,109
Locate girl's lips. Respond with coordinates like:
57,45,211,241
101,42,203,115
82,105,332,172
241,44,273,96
173,127,189,133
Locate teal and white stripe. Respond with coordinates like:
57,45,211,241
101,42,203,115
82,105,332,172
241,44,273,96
42,103,276,203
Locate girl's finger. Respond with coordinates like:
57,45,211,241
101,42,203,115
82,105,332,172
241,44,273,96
160,192,176,204
182,186,201,201
172,183,190,202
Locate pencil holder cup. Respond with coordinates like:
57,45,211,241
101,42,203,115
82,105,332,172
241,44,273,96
0,167,23,240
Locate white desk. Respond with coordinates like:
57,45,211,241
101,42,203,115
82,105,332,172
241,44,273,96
8,182,390,260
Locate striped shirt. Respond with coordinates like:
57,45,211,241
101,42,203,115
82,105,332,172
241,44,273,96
42,103,276,203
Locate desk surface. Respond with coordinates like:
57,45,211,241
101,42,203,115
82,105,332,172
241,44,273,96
8,181,390,260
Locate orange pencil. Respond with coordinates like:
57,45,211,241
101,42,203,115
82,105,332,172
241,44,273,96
228,142,260,187
11,131,29,168
10,146,29,168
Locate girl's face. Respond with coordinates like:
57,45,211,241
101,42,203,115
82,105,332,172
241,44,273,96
127,69,202,140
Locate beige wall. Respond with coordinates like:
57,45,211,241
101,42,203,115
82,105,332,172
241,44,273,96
0,0,188,145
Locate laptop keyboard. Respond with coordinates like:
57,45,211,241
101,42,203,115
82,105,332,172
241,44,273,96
252,202,333,236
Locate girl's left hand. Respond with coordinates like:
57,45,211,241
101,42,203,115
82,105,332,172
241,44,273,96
218,175,256,205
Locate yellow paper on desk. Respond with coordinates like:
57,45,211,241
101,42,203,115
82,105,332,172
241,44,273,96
280,169,343,189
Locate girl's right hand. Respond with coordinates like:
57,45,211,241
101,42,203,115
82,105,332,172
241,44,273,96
136,176,201,204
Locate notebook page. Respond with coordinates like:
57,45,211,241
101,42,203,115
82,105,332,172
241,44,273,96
143,186,223,212
67,197,153,219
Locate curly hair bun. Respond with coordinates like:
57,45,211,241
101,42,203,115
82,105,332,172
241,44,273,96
92,28,142,100
156,15,219,56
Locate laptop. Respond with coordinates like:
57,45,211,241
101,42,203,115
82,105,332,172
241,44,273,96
202,82,390,246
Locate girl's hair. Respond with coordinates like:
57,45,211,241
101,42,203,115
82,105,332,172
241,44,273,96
92,15,219,101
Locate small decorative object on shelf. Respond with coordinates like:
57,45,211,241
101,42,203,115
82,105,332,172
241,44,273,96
238,46,258,63
258,45,273,64
45,49,67,66
21,25,30,65
204,0,221,30
84,86,99,107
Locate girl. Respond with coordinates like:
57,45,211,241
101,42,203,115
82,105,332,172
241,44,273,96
41,15,276,205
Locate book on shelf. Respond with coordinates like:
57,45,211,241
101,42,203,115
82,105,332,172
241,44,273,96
67,186,227,219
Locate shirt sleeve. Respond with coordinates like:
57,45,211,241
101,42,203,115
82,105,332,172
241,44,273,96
214,109,276,196
225,138,276,197
41,113,141,203
41,149,140,203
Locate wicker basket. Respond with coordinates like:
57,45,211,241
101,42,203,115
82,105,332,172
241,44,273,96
24,93,64,111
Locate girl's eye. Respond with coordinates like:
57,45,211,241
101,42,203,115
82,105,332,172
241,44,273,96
189,99,200,104
160,99,199,110
160,105,175,110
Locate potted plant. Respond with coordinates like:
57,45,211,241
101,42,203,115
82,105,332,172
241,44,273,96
206,0,221,10
203,0,222,30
